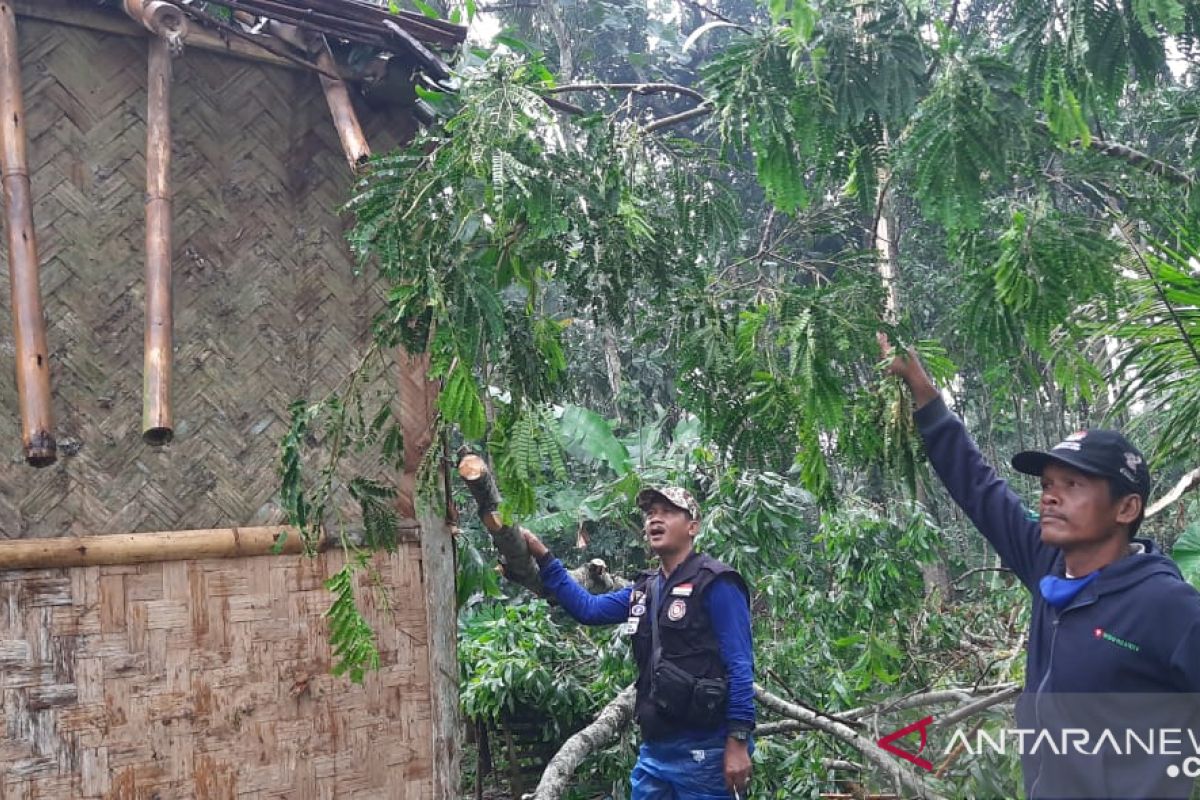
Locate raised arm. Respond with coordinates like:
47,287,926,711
525,531,631,625
881,335,1054,590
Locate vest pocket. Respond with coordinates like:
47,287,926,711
651,659,729,728
651,659,696,718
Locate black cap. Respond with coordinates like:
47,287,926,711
1011,429,1152,500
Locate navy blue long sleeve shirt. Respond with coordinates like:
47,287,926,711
916,396,1200,798
537,554,756,728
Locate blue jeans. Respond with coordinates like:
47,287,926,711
630,735,752,800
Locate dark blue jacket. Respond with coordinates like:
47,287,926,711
918,398,1200,798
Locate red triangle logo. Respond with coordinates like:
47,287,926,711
876,715,934,771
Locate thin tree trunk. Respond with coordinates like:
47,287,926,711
474,718,486,800
875,152,952,601
603,326,622,423
503,720,523,800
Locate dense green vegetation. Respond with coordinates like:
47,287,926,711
281,0,1200,796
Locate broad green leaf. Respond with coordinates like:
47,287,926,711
557,405,632,476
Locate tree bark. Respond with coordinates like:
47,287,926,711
528,685,636,800
457,452,543,593
754,684,948,799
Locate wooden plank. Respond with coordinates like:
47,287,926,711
0,526,304,570
418,502,460,800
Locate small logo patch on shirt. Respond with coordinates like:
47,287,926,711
671,583,694,597
667,599,687,621
1093,627,1141,652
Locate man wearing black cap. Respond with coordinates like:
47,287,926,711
522,486,755,799
882,336,1200,799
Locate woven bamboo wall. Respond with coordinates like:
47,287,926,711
0,10,454,799
0,13,417,537
0,547,434,798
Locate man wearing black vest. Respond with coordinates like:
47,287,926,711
523,486,755,799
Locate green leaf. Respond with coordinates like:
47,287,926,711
410,0,441,18
1172,504,1200,588
557,405,632,476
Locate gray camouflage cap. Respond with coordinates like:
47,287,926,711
635,486,700,519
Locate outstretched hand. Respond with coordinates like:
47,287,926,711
877,332,939,408
878,331,918,379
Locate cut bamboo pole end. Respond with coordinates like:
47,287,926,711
123,0,188,47
314,36,371,171
0,2,55,467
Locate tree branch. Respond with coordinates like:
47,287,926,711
643,102,713,134
755,684,949,800
1146,465,1200,518
546,82,708,103
843,683,1017,720
530,682,1020,797
1035,121,1194,187
929,685,1021,730
952,566,1014,587
541,95,586,115
677,0,752,32
528,685,637,800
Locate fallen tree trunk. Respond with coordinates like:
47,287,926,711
457,450,542,594
526,684,636,800
526,680,1018,798
754,684,948,800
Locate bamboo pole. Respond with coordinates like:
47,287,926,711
122,0,187,44
314,36,371,171
262,22,370,172
142,34,174,444
0,1,54,467
0,526,304,570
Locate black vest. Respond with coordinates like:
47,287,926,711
628,550,748,741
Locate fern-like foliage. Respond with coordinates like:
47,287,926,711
702,1,929,218
348,58,738,444
902,57,1029,230
959,204,1121,352
703,31,821,214
675,267,952,504
1107,225,1200,465
325,561,381,684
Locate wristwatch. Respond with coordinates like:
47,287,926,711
727,727,752,742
